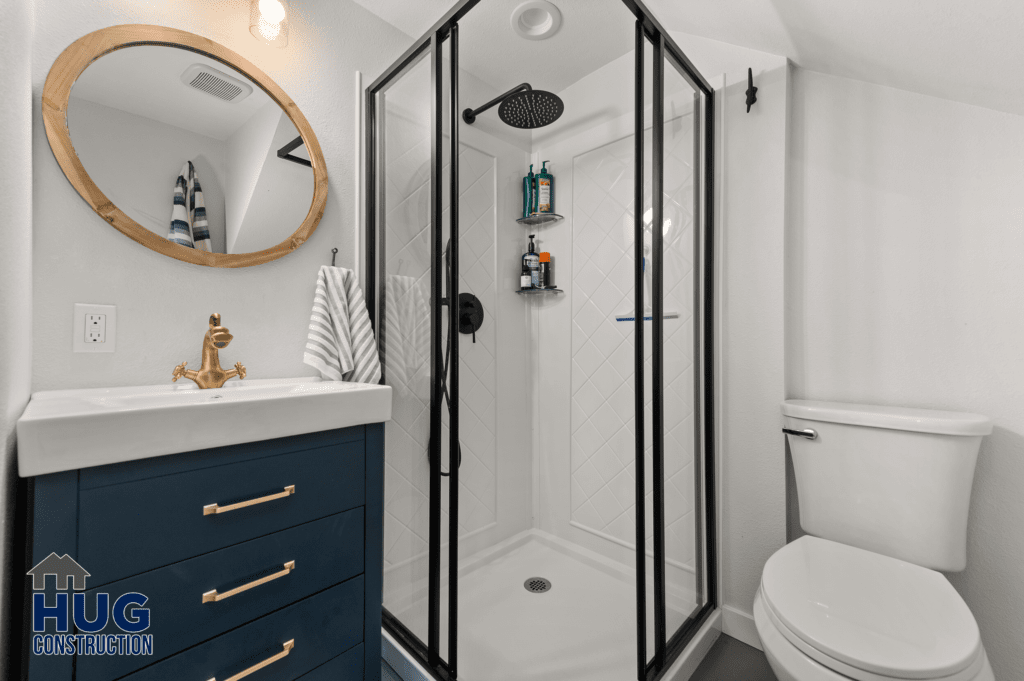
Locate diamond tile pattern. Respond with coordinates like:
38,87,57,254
381,108,499,590
570,118,697,570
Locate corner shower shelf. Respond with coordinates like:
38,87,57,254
516,213,563,227
516,288,563,295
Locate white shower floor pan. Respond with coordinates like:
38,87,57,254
386,530,697,681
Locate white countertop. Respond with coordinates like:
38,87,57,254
17,377,392,477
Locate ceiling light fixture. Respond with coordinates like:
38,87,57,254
511,1,562,41
250,0,290,48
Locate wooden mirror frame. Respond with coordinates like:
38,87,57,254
42,25,328,268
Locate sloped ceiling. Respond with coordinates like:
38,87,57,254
352,0,1024,116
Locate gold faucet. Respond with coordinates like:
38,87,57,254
172,313,247,389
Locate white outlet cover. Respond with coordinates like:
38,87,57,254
74,303,116,353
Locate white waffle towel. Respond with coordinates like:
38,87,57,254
303,266,381,384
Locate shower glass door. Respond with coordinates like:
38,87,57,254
637,23,716,674
368,20,462,678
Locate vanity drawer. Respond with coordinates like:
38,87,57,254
121,577,363,681
78,442,365,586
75,510,364,681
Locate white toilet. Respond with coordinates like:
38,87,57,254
755,400,996,681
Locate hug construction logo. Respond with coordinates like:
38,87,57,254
28,553,153,657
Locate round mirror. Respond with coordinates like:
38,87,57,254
43,25,327,267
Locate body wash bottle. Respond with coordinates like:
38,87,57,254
522,235,540,288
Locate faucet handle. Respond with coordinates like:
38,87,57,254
209,313,221,328
172,362,188,382
234,362,246,380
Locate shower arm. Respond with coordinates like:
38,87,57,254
462,83,532,124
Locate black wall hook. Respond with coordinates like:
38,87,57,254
331,248,338,267
745,68,758,113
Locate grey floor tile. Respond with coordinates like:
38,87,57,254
379,634,777,681
690,635,778,681
382,659,405,681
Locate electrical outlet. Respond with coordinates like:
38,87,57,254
74,304,116,353
85,314,106,343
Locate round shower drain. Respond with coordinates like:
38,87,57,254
524,577,552,593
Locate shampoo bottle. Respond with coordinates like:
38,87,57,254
536,161,554,214
523,164,536,218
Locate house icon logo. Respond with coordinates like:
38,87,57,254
27,553,91,591
27,553,153,658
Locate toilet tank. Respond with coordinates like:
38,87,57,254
783,400,992,572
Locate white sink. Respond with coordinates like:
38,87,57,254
17,377,392,477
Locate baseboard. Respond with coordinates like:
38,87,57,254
663,609,722,681
721,604,762,651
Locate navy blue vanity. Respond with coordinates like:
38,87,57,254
19,425,384,681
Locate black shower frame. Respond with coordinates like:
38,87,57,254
364,1,717,679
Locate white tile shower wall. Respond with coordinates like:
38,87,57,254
569,117,696,572
380,106,499,607
440,144,500,540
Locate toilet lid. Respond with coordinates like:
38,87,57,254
761,536,981,679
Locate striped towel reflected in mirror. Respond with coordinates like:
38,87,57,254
168,160,212,251
303,266,382,384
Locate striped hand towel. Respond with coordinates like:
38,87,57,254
303,266,382,384
168,161,212,252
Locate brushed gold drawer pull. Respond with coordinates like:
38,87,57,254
203,485,295,516
202,561,296,604
207,639,294,681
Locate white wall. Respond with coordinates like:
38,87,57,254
31,0,411,392
68,97,228,253
787,67,1024,678
225,101,281,254
667,34,790,649
230,110,313,254
0,0,34,675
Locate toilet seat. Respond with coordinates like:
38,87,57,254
760,537,983,681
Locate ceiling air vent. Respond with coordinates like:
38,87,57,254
180,64,253,102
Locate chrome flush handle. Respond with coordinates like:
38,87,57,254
782,428,817,440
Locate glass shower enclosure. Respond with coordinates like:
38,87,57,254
366,1,715,679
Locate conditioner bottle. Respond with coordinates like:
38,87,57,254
536,161,554,214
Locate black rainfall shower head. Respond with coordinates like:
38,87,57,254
498,89,564,129
463,83,564,129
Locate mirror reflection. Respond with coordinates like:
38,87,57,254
67,45,313,255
